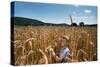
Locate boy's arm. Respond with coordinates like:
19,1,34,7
50,49,62,62
65,48,72,61
65,56,72,62
49,48,56,57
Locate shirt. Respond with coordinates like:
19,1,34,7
60,47,70,59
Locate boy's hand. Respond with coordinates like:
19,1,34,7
55,56,61,62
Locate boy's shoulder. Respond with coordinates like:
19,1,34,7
63,47,70,52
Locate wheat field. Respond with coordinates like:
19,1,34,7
11,26,97,65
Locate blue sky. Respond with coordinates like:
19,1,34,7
11,1,97,24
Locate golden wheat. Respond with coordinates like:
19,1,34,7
13,26,97,65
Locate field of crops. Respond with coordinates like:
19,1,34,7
11,26,97,65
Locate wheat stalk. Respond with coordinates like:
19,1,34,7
38,48,48,64
27,50,35,64
13,26,97,65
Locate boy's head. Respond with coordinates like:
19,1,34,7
58,35,70,47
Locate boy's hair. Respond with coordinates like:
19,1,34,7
59,35,70,47
60,35,70,42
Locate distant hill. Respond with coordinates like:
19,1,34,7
11,17,97,26
11,17,70,26
11,17,45,26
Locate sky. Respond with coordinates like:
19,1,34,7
11,1,97,25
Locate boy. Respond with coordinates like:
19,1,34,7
51,35,71,63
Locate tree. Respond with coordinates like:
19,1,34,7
71,23,77,26
79,22,84,26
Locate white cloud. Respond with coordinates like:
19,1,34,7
73,4,80,7
65,16,96,24
72,16,89,19
66,16,94,20
72,16,95,20
84,9,91,13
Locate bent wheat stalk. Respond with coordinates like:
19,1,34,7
76,49,88,61
25,38,36,43
80,49,87,55
27,50,35,64
24,38,36,50
38,48,48,64
14,40,22,47
45,45,56,63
